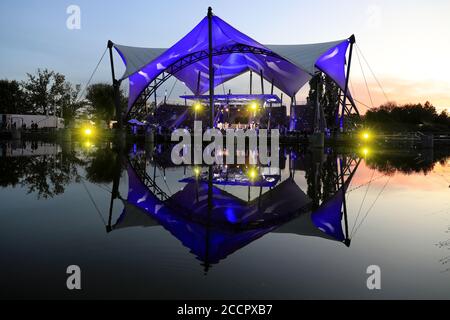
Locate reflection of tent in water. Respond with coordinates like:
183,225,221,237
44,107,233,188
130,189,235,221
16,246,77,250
274,186,348,242
109,158,359,269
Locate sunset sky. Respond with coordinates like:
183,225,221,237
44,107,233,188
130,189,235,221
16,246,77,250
1,0,449,113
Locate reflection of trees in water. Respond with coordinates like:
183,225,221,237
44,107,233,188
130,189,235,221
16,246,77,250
0,146,83,198
84,146,123,184
0,156,29,187
0,142,124,199
1,142,123,197
304,150,340,210
365,150,450,175
22,153,81,198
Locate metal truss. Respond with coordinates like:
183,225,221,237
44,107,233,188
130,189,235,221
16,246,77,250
335,90,361,131
127,44,280,120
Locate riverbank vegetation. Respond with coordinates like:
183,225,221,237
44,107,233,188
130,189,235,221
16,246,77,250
364,102,450,132
2,69,449,133
0,69,125,128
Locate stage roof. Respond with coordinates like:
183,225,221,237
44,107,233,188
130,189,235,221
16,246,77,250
113,12,353,112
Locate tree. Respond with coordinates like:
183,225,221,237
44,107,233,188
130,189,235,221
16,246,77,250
22,69,53,115
364,101,450,132
60,83,83,126
21,68,78,116
0,79,28,114
86,83,127,127
306,74,341,130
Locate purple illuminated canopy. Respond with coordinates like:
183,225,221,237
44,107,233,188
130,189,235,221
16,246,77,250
112,13,354,114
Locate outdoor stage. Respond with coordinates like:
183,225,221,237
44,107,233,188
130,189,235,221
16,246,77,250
108,6,361,142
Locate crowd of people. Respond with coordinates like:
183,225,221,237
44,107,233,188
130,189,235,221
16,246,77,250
1,121,40,131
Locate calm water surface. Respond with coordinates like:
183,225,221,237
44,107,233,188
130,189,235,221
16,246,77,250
0,140,449,299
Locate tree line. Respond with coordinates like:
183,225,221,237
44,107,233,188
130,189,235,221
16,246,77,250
307,74,450,132
2,69,449,131
0,68,126,127
364,101,450,132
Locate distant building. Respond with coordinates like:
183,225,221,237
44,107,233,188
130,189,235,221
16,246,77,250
0,114,64,129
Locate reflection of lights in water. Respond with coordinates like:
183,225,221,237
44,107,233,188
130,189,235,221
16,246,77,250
361,147,370,157
84,141,93,149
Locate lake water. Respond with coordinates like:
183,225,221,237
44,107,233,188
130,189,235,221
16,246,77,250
1,140,449,299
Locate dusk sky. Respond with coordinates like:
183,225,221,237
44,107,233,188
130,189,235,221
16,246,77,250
1,0,449,113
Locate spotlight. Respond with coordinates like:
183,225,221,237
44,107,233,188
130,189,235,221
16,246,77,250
193,102,202,112
193,167,201,177
361,130,371,141
249,102,258,112
247,168,258,180
84,128,92,136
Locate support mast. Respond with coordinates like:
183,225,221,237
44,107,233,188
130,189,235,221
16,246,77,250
340,34,355,132
107,40,123,130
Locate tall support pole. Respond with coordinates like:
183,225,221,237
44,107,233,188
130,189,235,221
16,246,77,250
154,80,157,108
208,7,214,129
339,157,349,244
340,34,355,132
249,70,253,95
207,7,214,215
196,71,202,96
269,78,274,130
260,70,264,95
341,157,361,247
108,40,123,129
106,143,123,233
290,96,294,131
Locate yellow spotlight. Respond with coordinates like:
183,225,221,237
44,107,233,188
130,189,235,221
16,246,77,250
247,168,258,180
361,131,370,141
193,102,202,112
249,102,258,112
193,167,201,177
84,128,92,136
